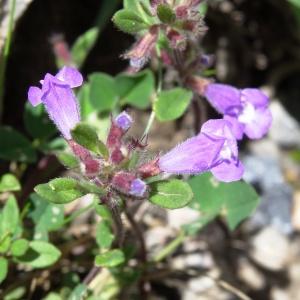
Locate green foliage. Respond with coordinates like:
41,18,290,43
77,84,94,120
10,239,30,257
71,27,99,68
154,88,193,121
157,4,176,24
89,73,118,112
17,240,61,268
1,195,20,237
96,221,114,249
0,126,37,162
34,178,84,204
95,249,125,267
149,179,193,209
123,0,153,23
188,173,260,230
71,123,108,157
0,173,21,192
116,69,155,109
24,102,56,140
112,9,149,34
29,193,65,239
0,256,8,284
56,152,79,169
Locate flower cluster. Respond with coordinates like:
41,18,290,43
28,67,150,201
27,65,271,192
123,0,207,71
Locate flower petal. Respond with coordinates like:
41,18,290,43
28,86,42,106
223,115,244,140
55,66,83,88
41,74,80,139
159,134,224,174
243,107,272,139
204,83,241,115
211,159,244,182
241,88,269,108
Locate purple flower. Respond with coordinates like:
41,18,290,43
115,111,133,131
27,66,83,140
204,83,272,140
130,179,147,197
159,119,244,182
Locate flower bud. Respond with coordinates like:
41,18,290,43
50,34,73,66
123,26,159,71
107,111,132,149
111,172,147,198
138,159,161,179
166,29,186,51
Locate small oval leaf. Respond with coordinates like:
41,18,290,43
149,179,193,209
94,249,125,267
154,88,192,121
113,9,149,34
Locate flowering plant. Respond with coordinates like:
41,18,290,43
0,0,274,298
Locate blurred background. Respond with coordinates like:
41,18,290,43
1,0,300,299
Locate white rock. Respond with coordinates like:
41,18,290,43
269,101,300,147
250,226,290,271
167,207,200,229
237,257,265,290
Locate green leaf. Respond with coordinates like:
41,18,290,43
89,73,118,112
24,102,56,139
3,287,26,300
34,178,84,204
157,4,176,24
71,123,108,157
112,9,149,34
95,204,113,221
1,195,20,236
96,221,114,249
116,69,155,109
29,193,64,234
124,0,153,23
0,257,8,284
71,27,99,68
188,173,260,230
17,241,61,268
95,249,125,267
67,284,88,300
154,88,192,121
79,181,106,196
43,292,63,300
0,126,37,163
10,239,30,257
149,179,193,209
77,84,93,120
0,234,11,254
0,173,21,192
56,152,79,169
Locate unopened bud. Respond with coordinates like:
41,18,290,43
115,111,133,131
138,158,161,179
107,111,132,149
50,34,73,65
111,171,147,198
167,29,186,51
175,5,188,19
123,26,159,71
69,140,101,177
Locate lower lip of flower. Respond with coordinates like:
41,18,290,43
238,102,256,124
219,141,232,160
